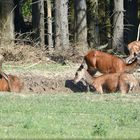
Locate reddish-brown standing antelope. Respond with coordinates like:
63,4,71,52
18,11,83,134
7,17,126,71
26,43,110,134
81,50,139,76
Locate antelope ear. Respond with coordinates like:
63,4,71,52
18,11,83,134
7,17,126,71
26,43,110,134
80,64,84,69
136,52,140,58
78,59,88,70
81,59,87,69
127,57,136,64
82,63,88,69
134,52,137,56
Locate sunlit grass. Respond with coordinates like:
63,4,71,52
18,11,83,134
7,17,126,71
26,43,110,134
1,63,140,138
3,63,77,73
0,92,140,139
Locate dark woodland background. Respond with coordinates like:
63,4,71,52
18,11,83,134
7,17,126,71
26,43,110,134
0,0,140,57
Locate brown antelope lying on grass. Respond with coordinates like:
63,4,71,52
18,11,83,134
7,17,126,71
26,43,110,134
0,54,13,91
74,65,139,94
82,50,139,76
0,74,24,92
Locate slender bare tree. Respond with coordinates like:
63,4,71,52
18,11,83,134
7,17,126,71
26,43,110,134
46,0,53,48
54,0,69,51
87,0,100,48
113,0,124,53
74,0,88,53
32,0,45,47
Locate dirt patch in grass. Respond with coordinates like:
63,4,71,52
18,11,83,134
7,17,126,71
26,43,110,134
22,74,86,93
10,68,140,94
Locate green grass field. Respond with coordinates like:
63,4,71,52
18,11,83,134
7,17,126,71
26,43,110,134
0,92,140,139
1,63,140,139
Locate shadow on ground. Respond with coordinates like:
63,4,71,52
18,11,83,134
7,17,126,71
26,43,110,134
65,80,88,92
65,80,95,93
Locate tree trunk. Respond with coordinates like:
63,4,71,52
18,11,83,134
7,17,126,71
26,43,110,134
55,0,69,51
124,0,138,43
74,0,88,53
32,0,45,47
0,0,14,47
14,0,26,33
46,0,53,48
107,0,114,48
113,0,124,53
87,0,100,48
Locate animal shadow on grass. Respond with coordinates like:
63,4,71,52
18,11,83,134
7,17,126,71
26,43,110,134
65,79,95,93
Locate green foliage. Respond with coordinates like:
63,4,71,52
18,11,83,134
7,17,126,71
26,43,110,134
87,0,98,19
22,0,32,20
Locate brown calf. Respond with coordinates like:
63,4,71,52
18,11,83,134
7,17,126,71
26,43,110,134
125,41,140,64
74,66,139,94
82,50,138,76
0,74,24,92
